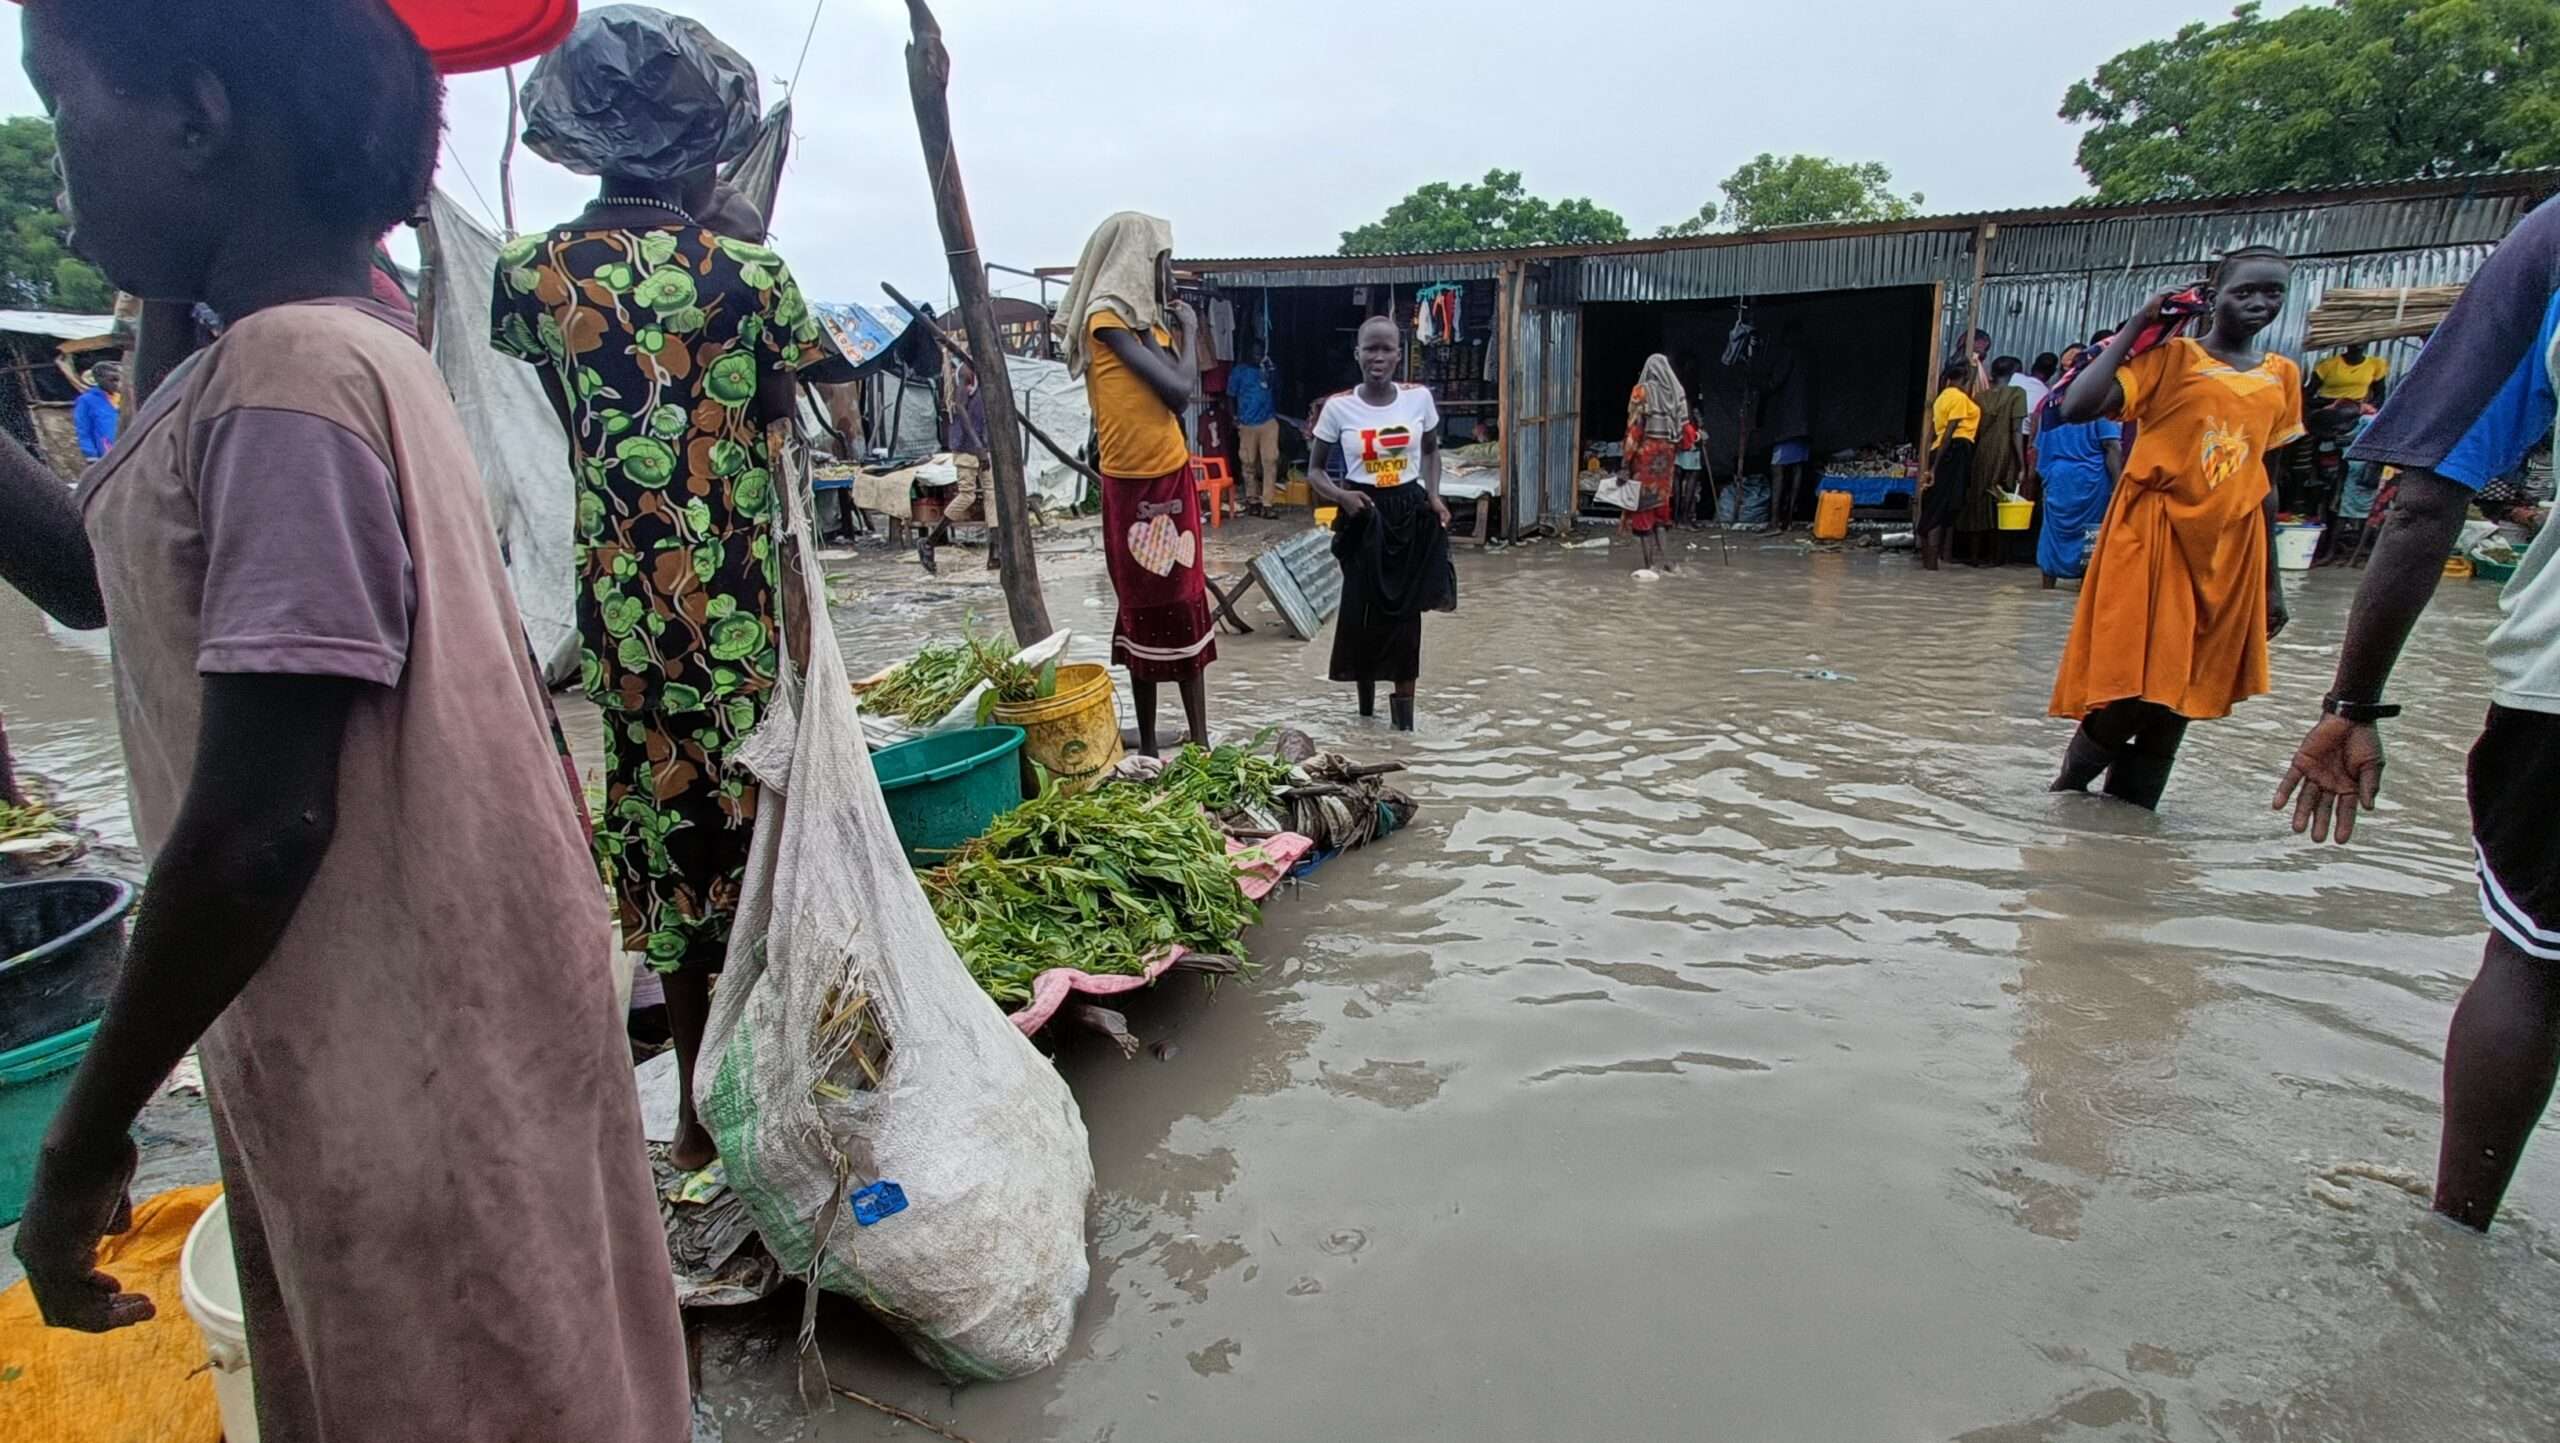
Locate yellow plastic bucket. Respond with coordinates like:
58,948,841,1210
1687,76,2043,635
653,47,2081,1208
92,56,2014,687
1813,490,1853,540
1996,498,2035,532
991,663,1125,792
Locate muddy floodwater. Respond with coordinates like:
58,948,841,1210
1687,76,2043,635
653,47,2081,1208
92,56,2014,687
7,530,2558,1439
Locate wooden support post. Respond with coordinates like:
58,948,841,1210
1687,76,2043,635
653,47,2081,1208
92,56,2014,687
1917,279,1945,515
499,65,521,236
1960,222,1996,384
903,0,1052,646
413,215,442,353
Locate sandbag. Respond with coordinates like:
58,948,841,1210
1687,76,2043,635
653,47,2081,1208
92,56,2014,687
696,442,1093,1382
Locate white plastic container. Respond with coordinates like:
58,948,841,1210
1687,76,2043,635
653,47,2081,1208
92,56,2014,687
2275,522,2325,571
181,1193,259,1443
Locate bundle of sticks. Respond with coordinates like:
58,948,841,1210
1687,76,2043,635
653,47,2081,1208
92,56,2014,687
2304,285,2467,347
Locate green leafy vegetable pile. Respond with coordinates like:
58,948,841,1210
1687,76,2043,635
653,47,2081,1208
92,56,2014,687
861,640,983,726
925,784,1256,1006
0,800,60,844
862,628,1061,727
1156,736,1295,817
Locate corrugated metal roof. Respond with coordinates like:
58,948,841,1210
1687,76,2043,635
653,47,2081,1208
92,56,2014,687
0,310,114,342
1187,259,1500,289
1161,168,2560,280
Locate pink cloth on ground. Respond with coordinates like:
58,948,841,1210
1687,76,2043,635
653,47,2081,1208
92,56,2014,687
1009,832,1312,1036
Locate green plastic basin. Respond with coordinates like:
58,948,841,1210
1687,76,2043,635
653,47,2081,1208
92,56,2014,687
0,1021,99,1226
873,725,1028,868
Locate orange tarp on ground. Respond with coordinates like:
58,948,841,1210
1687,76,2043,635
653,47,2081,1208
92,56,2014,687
0,1184,223,1443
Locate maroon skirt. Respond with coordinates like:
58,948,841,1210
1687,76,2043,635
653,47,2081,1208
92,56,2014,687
1102,466,1218,682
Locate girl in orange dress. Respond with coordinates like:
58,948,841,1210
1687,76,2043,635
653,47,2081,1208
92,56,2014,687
2048,248,2305,809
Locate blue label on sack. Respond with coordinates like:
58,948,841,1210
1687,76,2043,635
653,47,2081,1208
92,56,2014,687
851,1180,908,1226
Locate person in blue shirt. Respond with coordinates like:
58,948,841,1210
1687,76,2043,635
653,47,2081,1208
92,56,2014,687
1231,344,1280,516
2276,195,2560,1232
73,361,121,462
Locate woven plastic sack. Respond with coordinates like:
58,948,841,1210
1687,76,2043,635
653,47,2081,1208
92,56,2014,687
696,443,1094,1382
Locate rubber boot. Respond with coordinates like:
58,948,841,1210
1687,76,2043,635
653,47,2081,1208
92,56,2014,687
2049,725,2121,793
2100,753,2177,811
1390,696,1415,732
1359,681,1377,718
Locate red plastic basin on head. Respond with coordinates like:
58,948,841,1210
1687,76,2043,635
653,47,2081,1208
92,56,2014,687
390,0,578,72
5,0,577,74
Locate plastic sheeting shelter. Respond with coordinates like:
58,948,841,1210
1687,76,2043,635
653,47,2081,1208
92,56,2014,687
425,189,583,684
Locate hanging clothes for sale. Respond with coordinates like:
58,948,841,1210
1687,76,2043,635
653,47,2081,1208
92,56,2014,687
1208,296,1237,361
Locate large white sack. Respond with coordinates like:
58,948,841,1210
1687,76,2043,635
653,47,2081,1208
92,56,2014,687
427,191,581,683
697,446,1094,1381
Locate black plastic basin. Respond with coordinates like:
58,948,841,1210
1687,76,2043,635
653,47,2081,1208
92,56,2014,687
0,877,134,1051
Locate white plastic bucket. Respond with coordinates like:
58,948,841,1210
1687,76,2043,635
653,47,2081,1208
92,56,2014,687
2275,522,2324,571
181,1193,259,1443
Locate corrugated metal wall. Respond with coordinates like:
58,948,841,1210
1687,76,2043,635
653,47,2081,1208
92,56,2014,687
1204,184,2545,537
1580,230,1970,305
1959,243,2499,375
1190,260,1501,289
1503,267,1585,535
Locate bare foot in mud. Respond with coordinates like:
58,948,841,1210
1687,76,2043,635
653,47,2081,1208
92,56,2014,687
671,1124,718,1173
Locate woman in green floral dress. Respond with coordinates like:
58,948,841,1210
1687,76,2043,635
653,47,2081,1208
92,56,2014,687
493,170,820,1169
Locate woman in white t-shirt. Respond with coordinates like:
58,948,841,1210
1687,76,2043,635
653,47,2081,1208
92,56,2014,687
1310,316,1457,731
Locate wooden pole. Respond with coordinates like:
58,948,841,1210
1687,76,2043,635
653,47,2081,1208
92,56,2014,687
499,66,521,236
413,215,443,353
903,0,1051,645
1960,222,1995,385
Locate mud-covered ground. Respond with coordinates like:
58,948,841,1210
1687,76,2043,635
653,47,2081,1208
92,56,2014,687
6,519,2556,1440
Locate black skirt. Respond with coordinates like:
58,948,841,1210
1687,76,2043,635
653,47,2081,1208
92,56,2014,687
1922,439,1976,530
1329,482,1457,684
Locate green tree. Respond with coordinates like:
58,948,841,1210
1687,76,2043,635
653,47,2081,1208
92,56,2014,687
0,116,111,311
2062,0,2560,203
1339,169,1629,255
1658,154,1923,237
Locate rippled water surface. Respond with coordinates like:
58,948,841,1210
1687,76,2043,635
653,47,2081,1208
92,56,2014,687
7,534,2557,1440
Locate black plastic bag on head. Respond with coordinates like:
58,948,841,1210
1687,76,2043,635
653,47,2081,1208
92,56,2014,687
518,4,761,182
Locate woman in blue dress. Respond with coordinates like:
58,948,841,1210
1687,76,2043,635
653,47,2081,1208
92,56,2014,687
2034,405,2126,587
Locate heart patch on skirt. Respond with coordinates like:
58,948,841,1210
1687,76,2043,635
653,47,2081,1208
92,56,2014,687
1127,513,1197,576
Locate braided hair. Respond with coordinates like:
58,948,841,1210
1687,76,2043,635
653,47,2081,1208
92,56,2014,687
2212,245,2291,284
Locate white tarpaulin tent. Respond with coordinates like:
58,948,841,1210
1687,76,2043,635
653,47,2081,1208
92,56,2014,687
427,189,582,684
1006,354,1091,513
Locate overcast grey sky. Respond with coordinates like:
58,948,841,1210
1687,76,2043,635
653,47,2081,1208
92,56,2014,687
0,1,2280,308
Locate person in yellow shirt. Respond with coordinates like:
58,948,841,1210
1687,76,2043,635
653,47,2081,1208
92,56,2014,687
2312,343,2390,406
1055,211,1215,754
1921,358,1982,571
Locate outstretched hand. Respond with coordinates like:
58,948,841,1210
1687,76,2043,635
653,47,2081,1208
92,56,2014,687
2273,715,2385,844
14,1132,152,1333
